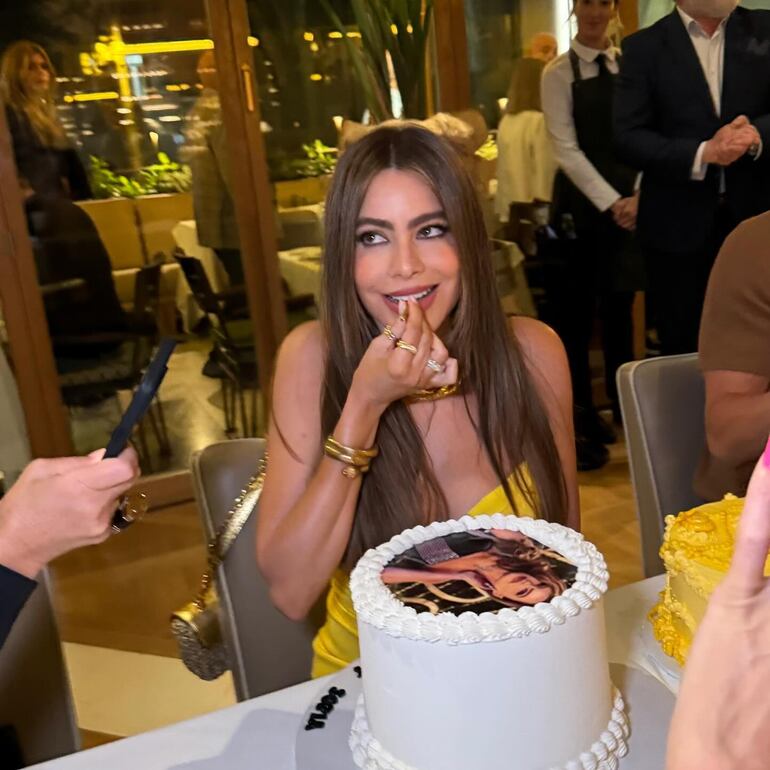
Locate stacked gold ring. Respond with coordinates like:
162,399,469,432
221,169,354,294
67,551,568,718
395,340,418,355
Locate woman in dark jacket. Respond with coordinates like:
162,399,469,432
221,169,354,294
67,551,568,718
1,40,91,200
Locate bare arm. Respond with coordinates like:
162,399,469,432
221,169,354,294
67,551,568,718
511,317,580,531
256,303,459,620
704,370,770,466
255,322,381,621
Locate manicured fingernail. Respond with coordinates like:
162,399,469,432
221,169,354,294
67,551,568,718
398,300,407,321
763,434,770,468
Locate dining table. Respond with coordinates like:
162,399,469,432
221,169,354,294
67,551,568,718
31,575,679,770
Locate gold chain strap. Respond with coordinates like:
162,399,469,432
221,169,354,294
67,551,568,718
193,453,268,611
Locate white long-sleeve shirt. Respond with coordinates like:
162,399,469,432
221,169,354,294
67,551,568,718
541,38,622,213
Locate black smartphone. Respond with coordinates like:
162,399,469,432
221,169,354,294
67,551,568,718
106,337,176,529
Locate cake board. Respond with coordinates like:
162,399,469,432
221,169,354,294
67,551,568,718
294,662,675,770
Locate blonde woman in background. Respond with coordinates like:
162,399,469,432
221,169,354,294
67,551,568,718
1,40,91,200
495,56,557,224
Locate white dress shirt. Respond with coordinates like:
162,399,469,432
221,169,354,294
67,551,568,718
541,39,622,213
678,7,762,182
678,7,728,180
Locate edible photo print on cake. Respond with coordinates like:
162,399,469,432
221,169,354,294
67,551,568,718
382,529,577,615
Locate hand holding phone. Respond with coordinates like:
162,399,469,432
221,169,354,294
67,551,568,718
108,338,176,530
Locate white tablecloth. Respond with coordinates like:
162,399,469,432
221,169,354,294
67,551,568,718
172,220,323,326
31,576,676,770
278,247,322,304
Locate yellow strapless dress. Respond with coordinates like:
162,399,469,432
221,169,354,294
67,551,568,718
311,474,536,678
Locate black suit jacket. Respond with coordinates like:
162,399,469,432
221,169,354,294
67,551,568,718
614,7,770,253
0,564,36,648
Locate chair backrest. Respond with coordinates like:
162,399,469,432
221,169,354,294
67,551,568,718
191,439,322,700
617,354,706,577
0,571,79,765
174,252,223,319
132,261,162,325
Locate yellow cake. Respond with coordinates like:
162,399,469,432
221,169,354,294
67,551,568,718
649,495,770,665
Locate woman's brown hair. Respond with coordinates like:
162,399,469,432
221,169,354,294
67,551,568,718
505,57,545,115
0,41,66,148
321,124,567,567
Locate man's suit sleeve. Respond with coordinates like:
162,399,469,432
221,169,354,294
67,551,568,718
613,34,702,180
0,564,37,648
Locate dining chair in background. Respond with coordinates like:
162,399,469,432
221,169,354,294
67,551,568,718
617,353,706,577
190,439,325,701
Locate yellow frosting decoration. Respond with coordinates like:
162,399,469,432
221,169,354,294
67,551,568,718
650,494,770,666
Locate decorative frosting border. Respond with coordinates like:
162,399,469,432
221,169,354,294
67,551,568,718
648,584,695,667
349,690,629,770
349,514,609,644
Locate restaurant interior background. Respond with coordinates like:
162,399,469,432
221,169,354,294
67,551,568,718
3,0,770,758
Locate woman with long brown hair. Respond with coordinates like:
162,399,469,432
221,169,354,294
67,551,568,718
0,40,91,200
256,123,578,677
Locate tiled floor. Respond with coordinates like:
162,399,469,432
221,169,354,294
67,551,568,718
51,419,642,744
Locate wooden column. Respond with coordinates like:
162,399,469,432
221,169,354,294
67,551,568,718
432,0,471,112
0,105,73,458
619,0,640,36
207,0,288,399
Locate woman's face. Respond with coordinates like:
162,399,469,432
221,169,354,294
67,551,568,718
574,0,616,43
354,168,461,330
22,53,51,96
490,571,555,605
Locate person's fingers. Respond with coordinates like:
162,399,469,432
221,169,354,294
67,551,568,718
731,114,750,128
119,447,141,477
426,357,459,387
71,454,139,492
411,316,434,376
428,333,450,369
390,298,425,373
726,438,770,591
23,455,98,481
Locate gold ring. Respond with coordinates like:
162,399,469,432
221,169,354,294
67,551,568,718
395,340,418,355
111,492,149,533
382,324,398,342
426,358,445,373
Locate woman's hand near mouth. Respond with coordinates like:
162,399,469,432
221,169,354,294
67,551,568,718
351,298,459,411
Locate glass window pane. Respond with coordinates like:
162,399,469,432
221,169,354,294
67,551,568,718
0,5,277,475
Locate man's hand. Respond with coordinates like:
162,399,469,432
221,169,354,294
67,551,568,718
610,195,638,231
703,115,761,166
666,440,770,770
0,449,140,578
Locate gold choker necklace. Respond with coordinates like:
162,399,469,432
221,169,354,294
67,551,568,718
404,380,462,404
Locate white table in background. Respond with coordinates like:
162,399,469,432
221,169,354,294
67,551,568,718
277,247,322,304
31,576,677,770
173,220,324,325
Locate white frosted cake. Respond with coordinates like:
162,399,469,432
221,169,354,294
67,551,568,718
348,514,628,770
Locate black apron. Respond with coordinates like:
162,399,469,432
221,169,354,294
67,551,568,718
550,49,644,292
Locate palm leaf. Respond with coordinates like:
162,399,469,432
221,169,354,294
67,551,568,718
320,0,392,121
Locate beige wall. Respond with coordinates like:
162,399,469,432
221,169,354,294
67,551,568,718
520,0,557,53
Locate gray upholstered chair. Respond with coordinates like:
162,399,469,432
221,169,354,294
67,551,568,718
617,354,706,577
190,439,324,701
0,571,79,765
